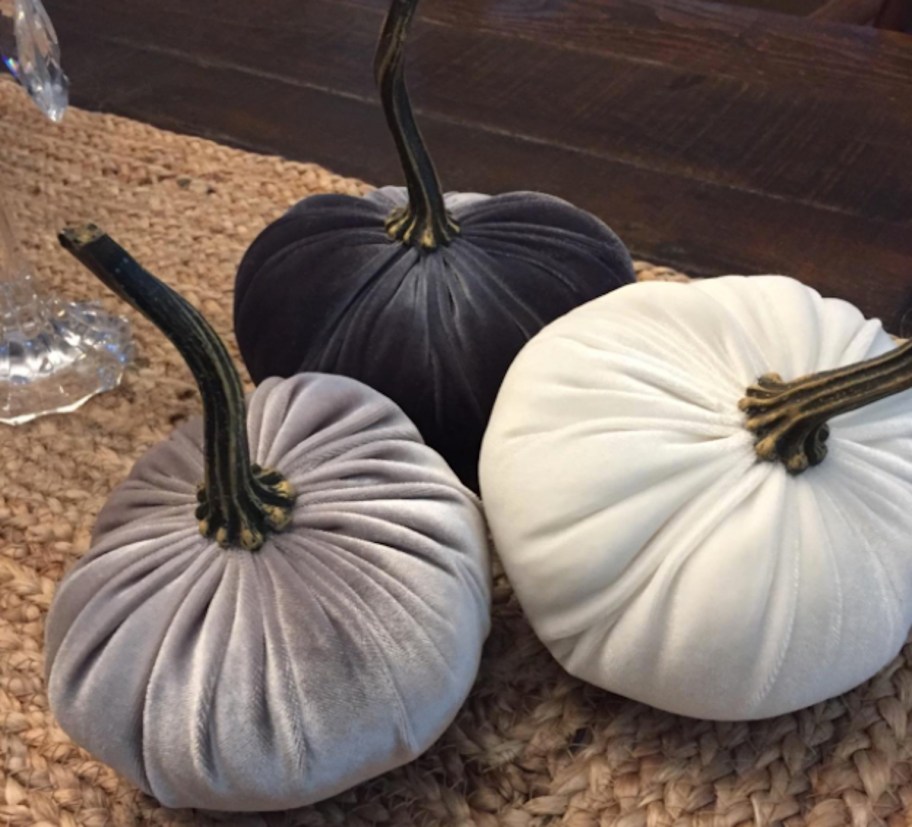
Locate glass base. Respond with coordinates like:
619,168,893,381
0,293,132,425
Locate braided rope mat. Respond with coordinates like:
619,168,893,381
1,80,910,827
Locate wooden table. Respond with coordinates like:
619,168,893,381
46,0,912,331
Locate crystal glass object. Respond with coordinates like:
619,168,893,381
0,0,132,425
1,0,68,122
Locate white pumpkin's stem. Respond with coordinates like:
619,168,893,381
58,225,295,551
375,0,459,249
740,339,912,473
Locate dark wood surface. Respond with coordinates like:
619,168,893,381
876,0,912,28
810,0,886,23
46,0,912,332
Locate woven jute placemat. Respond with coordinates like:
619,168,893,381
1,80,910,827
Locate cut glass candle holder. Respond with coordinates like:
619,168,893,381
0,0,132,425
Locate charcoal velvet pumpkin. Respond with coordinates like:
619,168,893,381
233,0,634,490
46,226,491,811
480,275,912,721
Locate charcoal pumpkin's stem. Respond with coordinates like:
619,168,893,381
58,224,295,551
740,339,912,474
375,0,459,249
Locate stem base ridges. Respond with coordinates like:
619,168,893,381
197,464,294,551
385,204,458,249
740,339,912,474
741,373,831,474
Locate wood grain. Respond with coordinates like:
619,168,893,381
810,0,883,22
45,0,912,331
875,0,912,28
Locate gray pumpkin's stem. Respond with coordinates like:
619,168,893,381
740,339,912,473
375,0,459,249
58,224,295,551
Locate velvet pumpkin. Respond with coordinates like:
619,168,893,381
46,226,491,811
233,0,634,490
480,275,912,721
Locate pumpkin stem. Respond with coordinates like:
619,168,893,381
58,224,295,551
739,339,912,473
375,0,459,249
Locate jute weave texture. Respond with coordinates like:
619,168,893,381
1,81,910,827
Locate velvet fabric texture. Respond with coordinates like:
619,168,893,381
234,186,635,491
480,276,912,721
45,374,491,812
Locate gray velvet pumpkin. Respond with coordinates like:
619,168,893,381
45,227,491,812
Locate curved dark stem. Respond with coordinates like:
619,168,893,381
59,224,295,551
740,339,912,474
375,0,459,249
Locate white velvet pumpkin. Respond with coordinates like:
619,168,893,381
46,372,491,811
479,275,912,721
